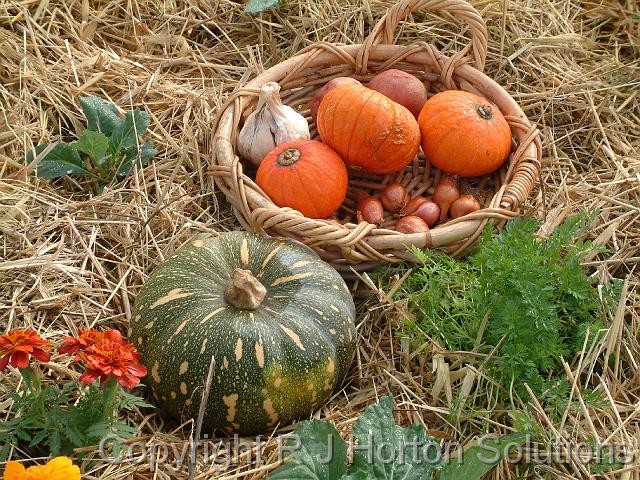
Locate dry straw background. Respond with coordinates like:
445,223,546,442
1,0,639,478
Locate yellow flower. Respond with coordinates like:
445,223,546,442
3,456,80,480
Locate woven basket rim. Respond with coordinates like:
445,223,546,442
210,0,541,270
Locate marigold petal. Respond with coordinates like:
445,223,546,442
10,351,29,369
116,373,139,390
42,457,80,480
128,364,147,377
104,330,124,343
3,461,26,480
79,370,102,385
0,355,9,371
30,348,51,363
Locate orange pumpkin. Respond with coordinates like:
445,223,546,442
418,91,512,177
256,140,348,219
317,84,421,174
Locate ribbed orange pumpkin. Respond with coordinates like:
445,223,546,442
418,91,512,177
317,84,421,174
256,140,348,219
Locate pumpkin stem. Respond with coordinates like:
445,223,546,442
277,147,301,166
475,104,494,120
224,268,267,310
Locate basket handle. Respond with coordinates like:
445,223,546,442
358,0,488,73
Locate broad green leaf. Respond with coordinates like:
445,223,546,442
245,0,285,14
351,396,441,480
438,433,527,480
25,144,92,179
108,109,150,156
80,96,121,136
268,420,348,480
117,141,156,176
73,129,109,165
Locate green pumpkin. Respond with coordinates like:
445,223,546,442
130,231,356,435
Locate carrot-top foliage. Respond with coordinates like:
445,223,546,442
389,214,621,406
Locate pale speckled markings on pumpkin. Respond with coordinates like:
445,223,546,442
152,361,161,383
222,357,229,369
170,391,177,399
144,320,155,329
178,361,189,375
255,340,265,368
263,398,278,426
200,338,208,354
330,305,340,312
180,382,188,395
329,328,337,335
278,324,305,350
149,288,192,309
291,260,311,268
235,338,243,361
192,239,204,247
199,307,225,325
240,239,249,265
260,245,282,272
223,393,239,423
270,272,313,286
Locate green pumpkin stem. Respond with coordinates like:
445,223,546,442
475,104,494,120
277,147,301,166
224,268,267,310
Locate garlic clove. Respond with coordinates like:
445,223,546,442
237,82,310,167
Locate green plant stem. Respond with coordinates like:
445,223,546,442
101,376,119,424
19,366,42,393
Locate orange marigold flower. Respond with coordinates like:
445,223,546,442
59,329,123,358
4,456,80,480
0,329,51,371
79,338,147,390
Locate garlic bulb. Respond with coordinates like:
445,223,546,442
237,82,310,166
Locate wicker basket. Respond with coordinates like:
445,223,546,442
210,0,541,273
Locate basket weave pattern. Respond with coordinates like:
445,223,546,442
211,0,541,272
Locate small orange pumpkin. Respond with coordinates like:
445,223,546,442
256,140,348,219
418,91,512,177
317,84,421,174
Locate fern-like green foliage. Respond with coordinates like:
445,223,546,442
390,214,620,400
0,380,151,460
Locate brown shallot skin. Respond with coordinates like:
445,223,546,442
413,199,440,227
381,183,409,213
401,197,428,216
368,69,428,118
357,196,384,225
396,215,429,234
450,195,481,219
433,176,460,221
401,196,440,227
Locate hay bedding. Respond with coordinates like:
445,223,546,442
0,0,638,478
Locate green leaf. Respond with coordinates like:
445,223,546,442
438,433,527,480
73,129,109,165
245,0,285,14
80,96,121,136
29,429,49,447
268,420,347,480
108,109,150,156
351,396,441,480
0,441,12,462
117,141,156,176
49,430,62,456
25,144,92,179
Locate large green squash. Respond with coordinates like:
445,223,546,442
130,232,357,435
